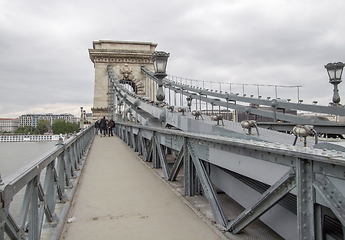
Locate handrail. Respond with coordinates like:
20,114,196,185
115,121,345,239
0,125,95,240
142,66,345,117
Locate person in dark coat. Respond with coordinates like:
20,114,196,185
108,119,115,137
95,120,100,135
100,116,107,137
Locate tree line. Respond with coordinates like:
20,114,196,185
14,119,79,135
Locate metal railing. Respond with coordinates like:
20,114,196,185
115,121,345,240
141,66,345,121
0,125,95,240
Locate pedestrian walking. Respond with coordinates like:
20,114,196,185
100,116,107,137
95,120,100,135
108,119,115,136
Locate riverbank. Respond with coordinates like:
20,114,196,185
0,134,63,142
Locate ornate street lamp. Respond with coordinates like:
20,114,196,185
80,107,84,129
152,51,170,102
83,110,86,124
325,62,345,105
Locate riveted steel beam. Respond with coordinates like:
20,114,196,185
1,205,18,240
188,142,228,226
56,152,68,201
154,136,170,179
146,137,154,162
4,212,19,240
130,129,136,150
29,176,39,240
227,168,296,233
168,148,184,181
314,174,345,226
125,128,130,146
296,158,315,240
184,138,199,198
141,66,345,117
151,137,160,169
115,121,345,239
139,132,148,161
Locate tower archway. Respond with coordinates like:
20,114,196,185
89,40,158,121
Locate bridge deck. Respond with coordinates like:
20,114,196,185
61,135,225,240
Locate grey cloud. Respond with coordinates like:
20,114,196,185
1,0,345,118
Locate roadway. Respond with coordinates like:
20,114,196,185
60,134,226,240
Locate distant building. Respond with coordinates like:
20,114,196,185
0,118,19,132
19,114,79,128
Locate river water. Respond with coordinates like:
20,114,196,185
0,141,57,179
0,141,57,235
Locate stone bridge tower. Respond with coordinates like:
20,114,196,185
89,40,157,120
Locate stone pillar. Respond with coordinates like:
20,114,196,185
89,40,157,121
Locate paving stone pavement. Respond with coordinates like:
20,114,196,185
61,135,225,240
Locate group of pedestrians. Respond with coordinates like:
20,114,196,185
95,116,115,137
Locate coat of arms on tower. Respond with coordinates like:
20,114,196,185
120,64,135,80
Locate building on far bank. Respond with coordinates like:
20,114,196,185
0,118,19,133
19,113,79,128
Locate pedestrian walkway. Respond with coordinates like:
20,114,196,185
61,135,224,240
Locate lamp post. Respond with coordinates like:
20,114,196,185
325,62,345,105
152,51,170,103
83,110,86,124
80,107,84,129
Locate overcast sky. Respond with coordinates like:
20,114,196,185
1,0,345,118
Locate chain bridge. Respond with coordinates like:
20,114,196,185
106,57,345,240
2,40,345,240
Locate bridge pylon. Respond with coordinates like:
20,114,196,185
88,40,158,121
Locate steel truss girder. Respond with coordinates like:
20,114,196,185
188,142,228,226
130,130,136,152
314,174,345,227
140,66,345,123
168,148,184,181
145,135,170,178
4,211,19,240
146,137,154,163
296,158,315,239
128,128,203,210
139,132,148,161
184,141,196,197
154,136,170,179
114,122,345,239
227,167,296,233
